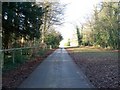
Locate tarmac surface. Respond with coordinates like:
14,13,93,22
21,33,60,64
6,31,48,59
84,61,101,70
18,48,94,88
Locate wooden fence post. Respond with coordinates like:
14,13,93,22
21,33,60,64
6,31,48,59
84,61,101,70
21,49,22,60
0,50,4,69
12,50,15,64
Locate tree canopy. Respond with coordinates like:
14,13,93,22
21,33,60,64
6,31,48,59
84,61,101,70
2,2,44,49
44,29,63,48
2,2,64,49
76,2,119,49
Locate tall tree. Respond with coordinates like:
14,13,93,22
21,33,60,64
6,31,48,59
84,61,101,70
2,2,44,49
78,1,119,49
89,1,119,49
76,26,82,46
37,1,65,43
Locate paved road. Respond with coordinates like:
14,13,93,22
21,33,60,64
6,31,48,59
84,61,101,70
18,48,94,88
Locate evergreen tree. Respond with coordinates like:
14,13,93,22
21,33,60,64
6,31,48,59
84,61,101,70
2,2,44,49
76,26,82,46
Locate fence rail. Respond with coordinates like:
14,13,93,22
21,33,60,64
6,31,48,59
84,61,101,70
0,47,40,68
0,47,38,52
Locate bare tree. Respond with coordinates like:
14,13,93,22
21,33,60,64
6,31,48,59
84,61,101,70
37,1,65,43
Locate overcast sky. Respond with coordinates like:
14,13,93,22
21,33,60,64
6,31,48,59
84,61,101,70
57,0,102,41
55,0,104,46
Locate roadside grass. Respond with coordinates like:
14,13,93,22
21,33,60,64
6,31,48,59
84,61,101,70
67,46,118,88
3,50,30,72
2,48,56,88
67,46,116,52
3,48,50,73
37,49,48,56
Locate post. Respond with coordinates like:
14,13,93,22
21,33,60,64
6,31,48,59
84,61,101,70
0,2,2,89
0,51,3,69
50,45,52,49
21,49,22,60
12,50,15,64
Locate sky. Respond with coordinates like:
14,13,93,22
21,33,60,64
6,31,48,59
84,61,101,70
57,0,102,46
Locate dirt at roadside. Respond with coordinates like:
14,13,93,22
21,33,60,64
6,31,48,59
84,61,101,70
67,48,119,88
2,49,55,89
